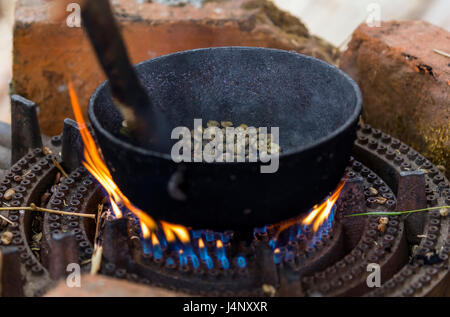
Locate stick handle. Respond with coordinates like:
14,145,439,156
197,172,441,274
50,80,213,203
81,0,153,144
81,0,148,110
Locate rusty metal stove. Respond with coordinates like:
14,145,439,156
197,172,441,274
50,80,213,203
0,95,448,297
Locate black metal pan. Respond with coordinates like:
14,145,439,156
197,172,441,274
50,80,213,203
88,47,362,231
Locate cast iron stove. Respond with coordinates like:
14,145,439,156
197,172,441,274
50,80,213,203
0,95,448,297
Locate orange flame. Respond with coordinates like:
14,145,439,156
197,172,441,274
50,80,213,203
68,79,189,242
275,181,345,238
109,197,123,219
152,234,160,246
160,221,190,244
160,221,176,242
140,222,151,239
302,181,345,232
216,240,223,248
198,238,205,249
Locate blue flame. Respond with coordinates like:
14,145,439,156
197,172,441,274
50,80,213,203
141,239,152,255
216,245,225,258
269,239,276,249
153,244,163,260
136,194,338,269
273,249,282,265
237,256,247,268
179,251,188,267
205,256,214,269
222,232,232,244
191,230,202,239
288,228,295,242
198,239,214,269
166,257,174,266
157,233,168,250
190,254,200,269
206,231,215,243
215,239,230,270
296,225,302,237
220,257,230,269
254,226,267,237
270,204,337,264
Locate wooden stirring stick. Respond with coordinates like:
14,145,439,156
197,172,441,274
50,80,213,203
81,0,170,151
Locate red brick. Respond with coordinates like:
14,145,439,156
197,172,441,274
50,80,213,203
13,0,338,135
340,20,450,175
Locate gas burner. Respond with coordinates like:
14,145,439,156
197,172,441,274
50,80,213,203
0,96,448,296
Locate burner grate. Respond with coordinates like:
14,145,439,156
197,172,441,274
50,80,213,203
0,95,448,297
